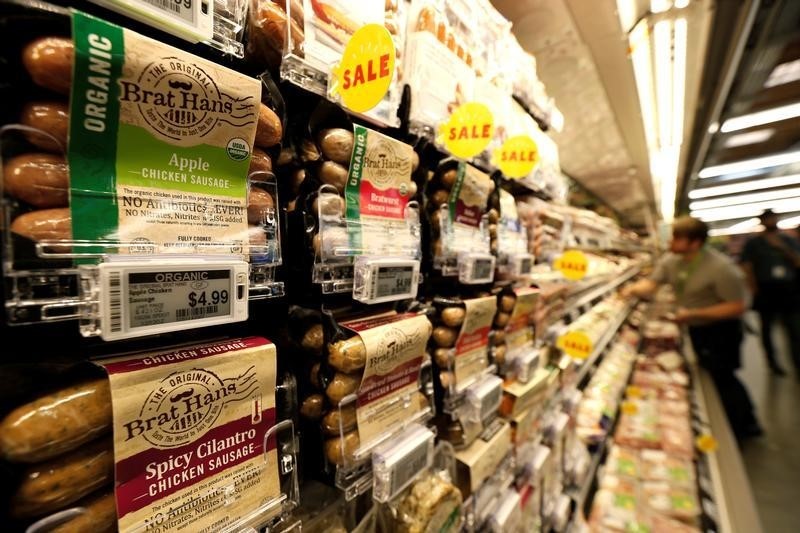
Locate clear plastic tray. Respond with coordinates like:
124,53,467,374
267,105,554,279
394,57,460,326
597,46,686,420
329,360,435,498
275,0,406,128
90,0,248,57
433,205,492,278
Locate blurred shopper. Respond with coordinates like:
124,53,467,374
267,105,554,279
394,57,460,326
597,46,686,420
740,209,800,377
624,217,761,439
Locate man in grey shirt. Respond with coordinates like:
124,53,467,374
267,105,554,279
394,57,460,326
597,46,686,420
625,217,761,439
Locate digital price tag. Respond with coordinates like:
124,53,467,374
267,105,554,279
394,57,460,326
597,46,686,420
466,374,503,423
508,253,534,278
372,425,434,503
352,257,420,304
458,253,496,285
91,0,214,43
514,349,542,384
94,257,248,340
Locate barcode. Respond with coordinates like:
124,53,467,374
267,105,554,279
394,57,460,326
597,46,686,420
176,305,218,321
143,0,191,20
109,272,122,332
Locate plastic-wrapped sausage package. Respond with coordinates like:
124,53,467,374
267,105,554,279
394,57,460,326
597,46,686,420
424,160,495,283
0,337,298,533
1,2,286,327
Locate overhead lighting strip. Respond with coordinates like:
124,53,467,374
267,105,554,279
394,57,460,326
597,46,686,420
720,101,800,132
688,173,800,198
689,186,800,210
698,150,800,178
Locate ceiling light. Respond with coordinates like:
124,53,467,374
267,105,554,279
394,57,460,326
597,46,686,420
654,20,673,147
765,59,800,88
689,173,800,198
778,215,800,229
698,150,800,178
672,18,687,145
720,102,800,132
690,197,800,222
722,129,775,147
689,186,800,210
674,0,690,7
707,122,719,133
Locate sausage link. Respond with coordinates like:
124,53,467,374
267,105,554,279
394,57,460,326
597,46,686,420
0,378,111,463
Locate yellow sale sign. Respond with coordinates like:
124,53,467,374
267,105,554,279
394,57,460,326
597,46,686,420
439,102,495,159
554,250,589,280
494,135,539,178
330,24,396,113
557,330,593,359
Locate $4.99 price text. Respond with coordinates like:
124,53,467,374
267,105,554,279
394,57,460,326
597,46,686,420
188,290,228,307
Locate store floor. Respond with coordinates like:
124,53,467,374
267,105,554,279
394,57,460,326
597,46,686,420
737,312,800,533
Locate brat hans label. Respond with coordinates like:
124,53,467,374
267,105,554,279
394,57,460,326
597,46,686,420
341,314,432,447
97,337,281,532
69,11,259,258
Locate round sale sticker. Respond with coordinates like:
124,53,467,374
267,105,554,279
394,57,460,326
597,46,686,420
439,102,494,159
557,330,593,359
494,135,540,178
554,250,589,280
330,24,396,113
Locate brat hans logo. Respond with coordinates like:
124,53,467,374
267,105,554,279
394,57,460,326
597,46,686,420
370,326,420,375
119,56,257,142
122,365,259,448
364,138,412,187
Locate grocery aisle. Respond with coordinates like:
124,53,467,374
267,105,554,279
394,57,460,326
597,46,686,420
738,313,800,533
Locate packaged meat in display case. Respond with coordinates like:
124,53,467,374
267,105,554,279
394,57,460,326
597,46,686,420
284,103,423,301
292,307,436,498
1,2,286,335
1,337,299,533
424,160,495,283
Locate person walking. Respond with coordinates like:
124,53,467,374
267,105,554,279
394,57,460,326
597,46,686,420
740,209,800,377
623,216,762,439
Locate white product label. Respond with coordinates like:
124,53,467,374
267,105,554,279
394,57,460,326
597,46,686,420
97,259,248,340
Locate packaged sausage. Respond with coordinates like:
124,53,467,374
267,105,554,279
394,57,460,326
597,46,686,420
1,3,287,327
429,296,496,399
0,378,112,464
453,418,511,499
425,160,495,282
404,0,477,137
492,287,541,383
288,106,423,300
90,337,297,532
494,190,534,280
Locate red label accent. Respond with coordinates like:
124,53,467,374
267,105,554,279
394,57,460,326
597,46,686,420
114,409,276,518
358,180,409,220
102,337,271,374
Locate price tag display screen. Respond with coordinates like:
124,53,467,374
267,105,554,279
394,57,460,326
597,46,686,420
472,259,494,281
373,266,415,299
519,257,532,275
125,269,232,330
